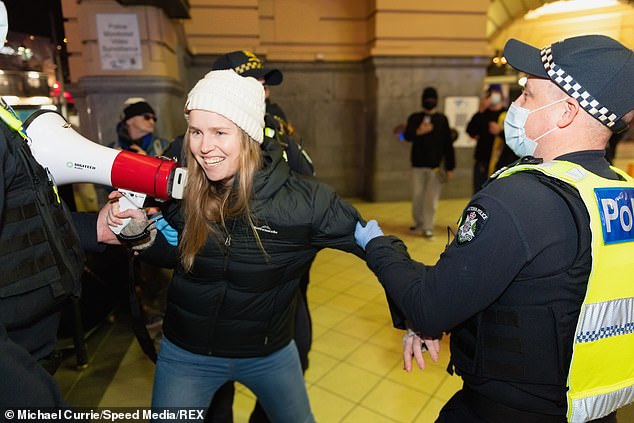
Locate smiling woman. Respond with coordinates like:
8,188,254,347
105,68,368,422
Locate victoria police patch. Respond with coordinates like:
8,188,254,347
456,204,488,245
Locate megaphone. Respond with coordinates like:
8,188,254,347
23,109,187,200
23,109,188,235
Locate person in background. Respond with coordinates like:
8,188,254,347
111,98,174,335
355,34,634,422
113,98,171,157
210,50,314,176
488,109,519,174
605,127,629,165
107,69,364,422
403,86,455,239
466,84,506,193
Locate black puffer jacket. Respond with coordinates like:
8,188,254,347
160,140,364,357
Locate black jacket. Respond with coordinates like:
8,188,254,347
0,110,101,408
0,114,85,331
156,140,364,357
403,111,455,170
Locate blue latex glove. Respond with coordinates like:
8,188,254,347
355,220,384,250
152,214,178,246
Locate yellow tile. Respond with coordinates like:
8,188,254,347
344,282,384,302
98,341,153,407
311,329,364,360
361,378,425,422
307,284,339,305
319,274,358,293
333,315,384,342
311,321,329,340
316,361,381,402
308,384,356,423
335,266,375,283
345,342,401,378
304,350,340,384
323,292,367,314
367,325,406,354
310,303,349,329
413,396,446,422
234,382,255,398
341,406,401,423
434,373,462,403
385,360,449,396
233,387,257,422
354,302,393,324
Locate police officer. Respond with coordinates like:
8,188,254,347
211,50,314,177
354,34,634,423
0,1,127,405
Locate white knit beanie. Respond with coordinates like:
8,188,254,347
185,69,265,143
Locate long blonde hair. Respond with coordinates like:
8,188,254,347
180,128,263,272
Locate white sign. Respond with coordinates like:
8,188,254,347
97,14,143,71
444,96,480,147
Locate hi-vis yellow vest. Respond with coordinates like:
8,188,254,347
499,160,634,422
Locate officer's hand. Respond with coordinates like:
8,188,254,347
402,329,440,372
97,200,121,245
354,220,384,250
151,214,178,246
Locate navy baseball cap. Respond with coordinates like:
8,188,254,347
504,35,634,133
212,50,283,86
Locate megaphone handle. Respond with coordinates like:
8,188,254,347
109,189,148,235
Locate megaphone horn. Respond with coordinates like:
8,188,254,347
23,110,186,200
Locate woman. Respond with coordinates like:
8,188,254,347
108,70,364,422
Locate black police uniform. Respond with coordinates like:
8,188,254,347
0,105,103,407
363,150,619,422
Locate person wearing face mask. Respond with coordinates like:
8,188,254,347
402,86,455,239
466,85,507,193
353,34,634,423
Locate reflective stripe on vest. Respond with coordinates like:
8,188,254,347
499,160,634,422
0,102,27,140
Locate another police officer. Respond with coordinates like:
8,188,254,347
355,34,634,423
0,1,130,406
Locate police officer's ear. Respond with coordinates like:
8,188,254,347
556,97,580,130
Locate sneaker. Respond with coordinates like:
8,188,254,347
409,226,422,235
423,230,434,239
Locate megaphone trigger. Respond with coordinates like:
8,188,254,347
109,189,147,235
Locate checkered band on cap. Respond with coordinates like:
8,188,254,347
540,46,622,130
233,56,263,76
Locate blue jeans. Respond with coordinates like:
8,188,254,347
152,337,315,423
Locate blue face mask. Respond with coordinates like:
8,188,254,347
504,99,566,157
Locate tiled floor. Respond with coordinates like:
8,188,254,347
55,198,467,422
55,189,634,421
